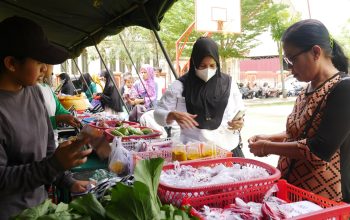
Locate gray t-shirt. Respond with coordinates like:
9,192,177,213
0,85,73,219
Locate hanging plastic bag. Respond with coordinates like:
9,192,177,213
108,137,132,176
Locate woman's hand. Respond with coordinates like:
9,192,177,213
248,140,270,157
227,118,244,130
167,111,199,129
56,114,81,128
70,180,96,193
248,134,271,145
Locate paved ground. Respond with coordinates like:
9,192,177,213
240,97,296,166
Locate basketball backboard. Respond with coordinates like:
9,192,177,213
195,0,241,33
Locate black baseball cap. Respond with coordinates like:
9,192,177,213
0,16,69,64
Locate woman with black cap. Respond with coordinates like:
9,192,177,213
154,37,244,151
0,16,93,219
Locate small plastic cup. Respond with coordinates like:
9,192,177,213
200,142,217,158
186,142,201,160
172,143,187,161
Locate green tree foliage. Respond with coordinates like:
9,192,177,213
86,0,292,74
158,0,201,60
159,0,290,72
269,5,301,97
337,19,350,59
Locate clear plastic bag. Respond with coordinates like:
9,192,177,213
108,137,131,176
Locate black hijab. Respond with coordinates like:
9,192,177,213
58,72,75,95
80,73,92,92
179,37,231,130
100,70,123,112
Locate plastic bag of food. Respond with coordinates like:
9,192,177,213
108,137,132,176
78,124,111,159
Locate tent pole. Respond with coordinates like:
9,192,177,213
72,59,93,97
118,35,153,108
139,5,178,79
93,43,130,114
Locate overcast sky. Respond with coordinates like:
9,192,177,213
250,0,350,56
292,0,350,35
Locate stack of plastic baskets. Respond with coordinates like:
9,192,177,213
158,157,281,206
183,179,350,220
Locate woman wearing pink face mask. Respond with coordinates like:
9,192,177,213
154,37,244,151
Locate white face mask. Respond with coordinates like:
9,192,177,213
195,68,217,82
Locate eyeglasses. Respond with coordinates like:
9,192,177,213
283,47,312,66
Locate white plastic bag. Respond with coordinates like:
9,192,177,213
108,137,132,175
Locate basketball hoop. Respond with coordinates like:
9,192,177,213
195,0,241,34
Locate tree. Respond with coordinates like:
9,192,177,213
159,0,289,73
87,26,155,73
158,0,200,60
337,19,350,59
269,5,301,97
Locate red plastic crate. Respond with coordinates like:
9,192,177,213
158,157,281,206
183,179,350,220
89,120,139,130
104,127,162,142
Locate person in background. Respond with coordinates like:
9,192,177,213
58,72,76,95
121,72,134,111
126,64,157,110
0,16,93,219
121,72,133,96
154,67,165,101
98,70,124,115
38,64,81,146
79,72,97,102
154,37,244,150
92,73,104,93
248,19,350,202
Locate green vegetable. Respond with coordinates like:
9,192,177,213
127,126,143,135
111,129,124,137
69,193,105,219
141,128,153,135
117,127,129,136
12,199,54,219
13,159,197,220
106,181,156,220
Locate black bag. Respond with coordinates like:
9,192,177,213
231,131,245,157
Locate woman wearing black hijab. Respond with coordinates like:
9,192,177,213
154,37,245,151
99,70,123,114
58,72,76,95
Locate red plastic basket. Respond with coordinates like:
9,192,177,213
183,179,350,220
104,127,162,142
89,120,139,130
158,157,281,206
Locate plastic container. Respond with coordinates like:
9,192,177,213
186,142,201,160
104,127,162,142
172,143,187,162
199,142,217,158
184,179,350,220
158,157,281,206
89,120,139,130
136,145,232,164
